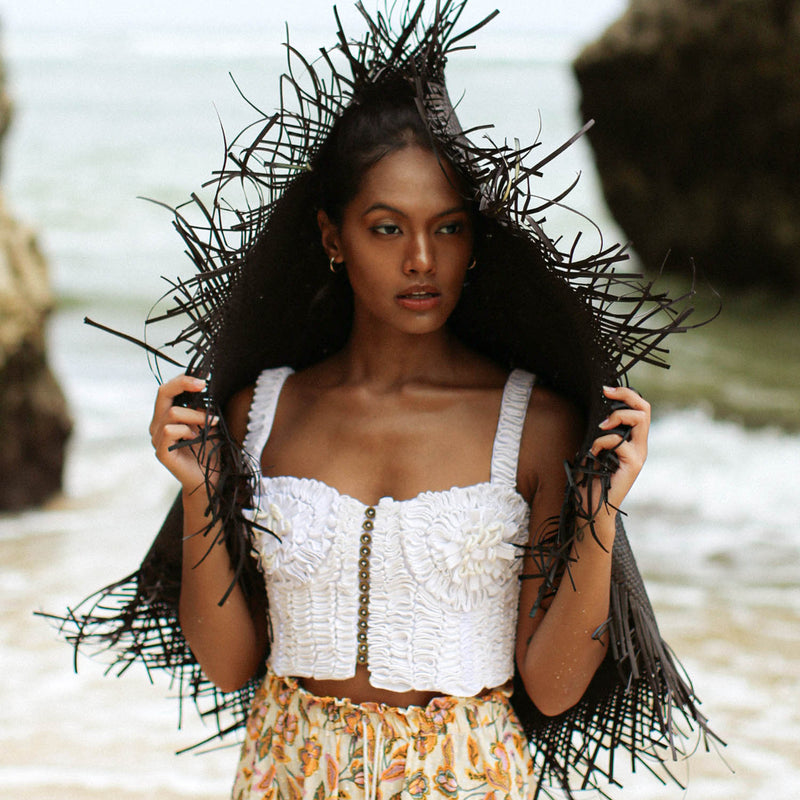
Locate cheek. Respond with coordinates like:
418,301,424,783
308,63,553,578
347,268,380,301
441,240,472,281
342,253,389,307
341,227,379,265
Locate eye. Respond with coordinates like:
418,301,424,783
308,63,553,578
437,220,464,235
371,223,402,235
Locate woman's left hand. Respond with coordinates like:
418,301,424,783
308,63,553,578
588,385,651,512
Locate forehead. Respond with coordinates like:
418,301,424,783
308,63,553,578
349,146,467,215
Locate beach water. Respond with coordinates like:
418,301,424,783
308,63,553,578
1,6,798,798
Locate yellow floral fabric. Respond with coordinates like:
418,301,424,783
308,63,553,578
233,670,534,799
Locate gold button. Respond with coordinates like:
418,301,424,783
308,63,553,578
356,507,375,665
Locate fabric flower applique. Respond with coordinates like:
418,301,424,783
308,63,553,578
406,501,526,610
249,481,337,583
445,514,518,586
251,501,291,570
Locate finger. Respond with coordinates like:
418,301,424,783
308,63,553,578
598,408,648,434
603,385,650,414
590,437,646,474
150,411,217,451
163,405,219,429
151,375,207,433
156,374,206,406
154,423,199,456
590,432,629,457
600,388,650,447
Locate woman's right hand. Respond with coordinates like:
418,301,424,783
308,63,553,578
149,374,219,492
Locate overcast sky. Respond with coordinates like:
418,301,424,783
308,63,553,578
0,0,627,38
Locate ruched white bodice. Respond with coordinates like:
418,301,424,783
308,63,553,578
243,367,534,696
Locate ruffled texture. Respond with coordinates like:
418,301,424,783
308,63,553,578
372,485,530,696
242,365,294,470
401,488,528,611
490,368,535,487
241,368,533,697
251,476,529,697
256,478,362,680
432,512,519,598
251,480,338,584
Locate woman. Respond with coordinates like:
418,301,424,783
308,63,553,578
152,123,648,797
61,2,717,797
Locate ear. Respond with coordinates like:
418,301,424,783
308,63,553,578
317,209,343,264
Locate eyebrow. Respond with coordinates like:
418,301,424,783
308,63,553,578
362,203,469,218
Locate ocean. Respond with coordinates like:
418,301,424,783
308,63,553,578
1,6,798,799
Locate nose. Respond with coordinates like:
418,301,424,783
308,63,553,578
402,232,435,275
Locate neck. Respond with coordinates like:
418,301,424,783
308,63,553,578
336,321,463,388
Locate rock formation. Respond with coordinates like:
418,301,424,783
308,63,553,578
0,44,72,510
574,0,800,291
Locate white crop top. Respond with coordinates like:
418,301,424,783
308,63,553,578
243,366,534,697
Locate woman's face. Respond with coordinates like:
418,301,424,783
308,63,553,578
319,145,473,338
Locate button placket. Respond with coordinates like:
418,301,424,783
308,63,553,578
356,505,376,665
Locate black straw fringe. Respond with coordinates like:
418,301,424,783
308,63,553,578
46,2,721,795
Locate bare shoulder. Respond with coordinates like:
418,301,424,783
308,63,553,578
225,385,255,446
518,385,584,497
526,385,583,437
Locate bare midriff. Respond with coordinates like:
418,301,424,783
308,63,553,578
299,665,443,708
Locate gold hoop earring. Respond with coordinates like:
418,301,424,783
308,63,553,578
329,256,343,274
467,258,477,271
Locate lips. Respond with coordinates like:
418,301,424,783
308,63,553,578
396,285,442,311
397,284,440,299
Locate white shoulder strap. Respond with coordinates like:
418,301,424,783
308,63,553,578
241,366,294,470
490,369,535,487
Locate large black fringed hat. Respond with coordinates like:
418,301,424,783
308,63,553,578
53,2,721,796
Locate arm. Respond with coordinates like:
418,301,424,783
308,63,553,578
515,385,650,716
150,375,266,692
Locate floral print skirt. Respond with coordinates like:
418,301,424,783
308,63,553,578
232,669,534,799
